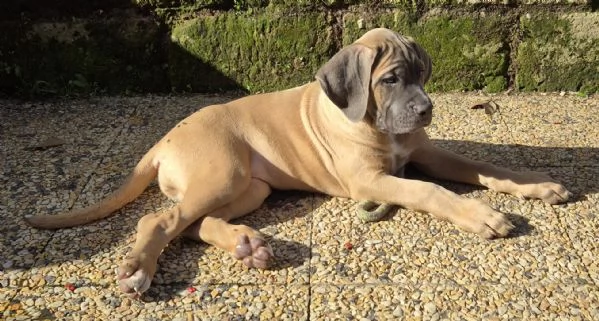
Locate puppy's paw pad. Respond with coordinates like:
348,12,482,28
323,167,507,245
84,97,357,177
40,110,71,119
116,258,153,298
233,234,273,269
234,235,253,259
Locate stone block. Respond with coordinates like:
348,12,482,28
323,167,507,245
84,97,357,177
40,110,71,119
168,9,334,93
343,11,511,92
0,14,168,96
516,12,599,93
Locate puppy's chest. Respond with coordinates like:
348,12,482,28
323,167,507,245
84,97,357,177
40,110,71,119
387,140,411,177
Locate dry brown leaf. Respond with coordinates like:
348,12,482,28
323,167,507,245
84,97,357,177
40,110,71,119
26,136,65,151
471,100,500,116
128,115,147,126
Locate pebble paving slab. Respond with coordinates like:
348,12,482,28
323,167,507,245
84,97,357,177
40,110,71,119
1,93,597,320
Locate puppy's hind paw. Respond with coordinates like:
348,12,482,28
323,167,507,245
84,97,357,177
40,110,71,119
116,257,155,298
233,234,274,269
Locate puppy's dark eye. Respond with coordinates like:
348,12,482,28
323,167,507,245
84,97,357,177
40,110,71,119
382,76,398,84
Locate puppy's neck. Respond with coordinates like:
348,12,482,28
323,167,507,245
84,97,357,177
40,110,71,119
314,88,386,143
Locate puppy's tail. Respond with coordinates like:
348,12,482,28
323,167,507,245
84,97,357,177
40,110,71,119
25,147,159,229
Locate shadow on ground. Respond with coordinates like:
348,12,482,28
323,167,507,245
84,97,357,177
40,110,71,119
1,140,596,300
0,2,248,98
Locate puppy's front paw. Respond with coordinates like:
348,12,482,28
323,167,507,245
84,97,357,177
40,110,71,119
457,199,514,239
116,255,157,298
515,171,571,204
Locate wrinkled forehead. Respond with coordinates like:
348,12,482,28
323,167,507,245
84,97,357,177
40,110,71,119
354,28,424,77
354,28,403,46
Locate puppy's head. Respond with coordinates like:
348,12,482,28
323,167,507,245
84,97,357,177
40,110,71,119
316,28,433,134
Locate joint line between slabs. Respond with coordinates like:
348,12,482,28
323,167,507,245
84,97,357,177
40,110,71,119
306,193,316,320
35,104,139,263
547,200,597,288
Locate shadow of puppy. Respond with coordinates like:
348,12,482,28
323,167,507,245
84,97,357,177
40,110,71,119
504,213,535,238
141,237,311,302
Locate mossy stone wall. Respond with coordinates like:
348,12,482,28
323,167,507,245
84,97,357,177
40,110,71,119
0,0,597,97
516,12,599,94
342,11,511,92
168,9,333,92
0,14,168,96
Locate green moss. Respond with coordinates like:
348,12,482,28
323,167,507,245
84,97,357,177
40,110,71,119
2,4,597,97
342,12,412,46
484,76,507,93
268,0,349,6
516,13,599,93
343,12,509,92
133,0,231,9
413,16,509,92
267,0,450,9
1,16,168,97
168,9,333,93
0,22,24,95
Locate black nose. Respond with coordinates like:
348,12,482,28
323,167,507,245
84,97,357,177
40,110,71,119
412,102,432,116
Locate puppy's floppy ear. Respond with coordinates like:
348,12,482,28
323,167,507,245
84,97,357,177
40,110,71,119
315,44,376,122
413,42,432,85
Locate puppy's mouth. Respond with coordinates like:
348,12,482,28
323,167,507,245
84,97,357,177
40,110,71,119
378,120,430,135
419,112,433,127
375,107,432,134
403,121,430,134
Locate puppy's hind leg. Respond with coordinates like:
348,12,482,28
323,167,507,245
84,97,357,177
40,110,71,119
182,178,274,269
117,163,253,297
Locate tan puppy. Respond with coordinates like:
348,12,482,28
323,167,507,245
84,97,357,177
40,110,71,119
26,28,570,297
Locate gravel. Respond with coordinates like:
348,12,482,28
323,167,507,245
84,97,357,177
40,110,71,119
1,92,597,320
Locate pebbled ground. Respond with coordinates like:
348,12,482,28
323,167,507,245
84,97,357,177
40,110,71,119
1,92,597,320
